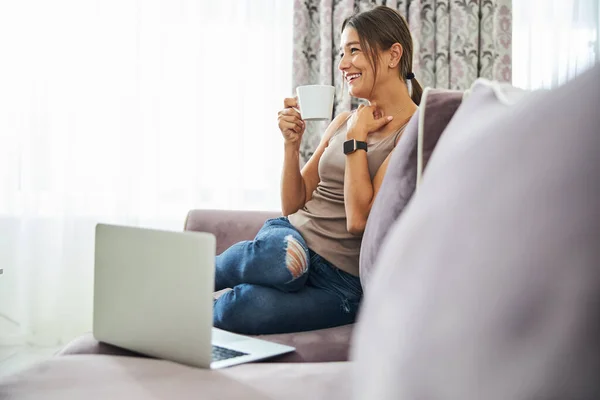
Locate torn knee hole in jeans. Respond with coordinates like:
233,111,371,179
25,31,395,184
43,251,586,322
284,235,308,278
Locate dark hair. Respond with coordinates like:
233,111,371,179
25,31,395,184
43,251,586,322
342,6,422,105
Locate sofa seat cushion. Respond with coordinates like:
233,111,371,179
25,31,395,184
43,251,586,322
254,324,354,362
0,355,351,400
57,324,354,363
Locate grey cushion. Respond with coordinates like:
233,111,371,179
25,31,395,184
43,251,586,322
359,89,463,290
352,67,600,399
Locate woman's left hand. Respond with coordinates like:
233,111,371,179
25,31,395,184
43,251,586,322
346,103,393,141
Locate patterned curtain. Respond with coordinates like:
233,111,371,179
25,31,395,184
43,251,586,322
293,0,512,163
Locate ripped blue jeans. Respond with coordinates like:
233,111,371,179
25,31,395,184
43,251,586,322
213,217,363,335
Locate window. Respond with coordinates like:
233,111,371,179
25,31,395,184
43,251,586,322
512,0,599,89
0,0,293,345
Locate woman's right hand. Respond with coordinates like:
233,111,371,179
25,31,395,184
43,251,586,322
278,97,305,147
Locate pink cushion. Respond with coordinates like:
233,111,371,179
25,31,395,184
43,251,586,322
58,324,354,363
0,355,350,400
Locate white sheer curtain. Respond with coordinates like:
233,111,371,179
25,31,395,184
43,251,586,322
0,0,293,346
513,0,600,90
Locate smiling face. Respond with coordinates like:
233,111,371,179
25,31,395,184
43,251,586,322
338,26,390,99
339,6,422,105
338,27,376,99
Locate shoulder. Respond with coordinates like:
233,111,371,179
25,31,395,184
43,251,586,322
394,111,417,146
333,110,352,124
321,111,352,146
329,110,352,133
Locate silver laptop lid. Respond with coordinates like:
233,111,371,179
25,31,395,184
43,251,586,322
93,223,216,367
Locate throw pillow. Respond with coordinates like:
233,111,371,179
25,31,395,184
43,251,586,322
351,68,600,399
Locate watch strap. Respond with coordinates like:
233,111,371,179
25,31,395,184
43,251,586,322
355,140,368,152
343,139,368,155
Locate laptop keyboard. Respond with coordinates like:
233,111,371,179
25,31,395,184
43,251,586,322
212,345,249,362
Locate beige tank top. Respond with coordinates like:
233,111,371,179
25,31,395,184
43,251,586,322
288,117,406,276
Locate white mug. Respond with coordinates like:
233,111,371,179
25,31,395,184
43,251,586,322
296,85,336,121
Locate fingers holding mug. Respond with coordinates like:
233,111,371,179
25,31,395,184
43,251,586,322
283,97,299,110
278,106,302,121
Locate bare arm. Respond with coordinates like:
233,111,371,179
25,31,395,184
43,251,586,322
279,104,351,216
280,141,306,215
344,104,395,234
344,146,395,234
298,111,351,204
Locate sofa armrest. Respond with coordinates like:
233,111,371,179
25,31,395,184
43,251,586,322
184,209,280,255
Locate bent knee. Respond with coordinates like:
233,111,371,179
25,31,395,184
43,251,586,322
284,235,308,279
213,287,261,334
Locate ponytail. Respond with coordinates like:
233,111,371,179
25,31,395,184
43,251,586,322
410,77,423,106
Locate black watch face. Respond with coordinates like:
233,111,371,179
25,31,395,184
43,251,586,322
343,140,355,154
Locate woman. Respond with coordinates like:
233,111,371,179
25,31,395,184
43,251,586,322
213,6,422,335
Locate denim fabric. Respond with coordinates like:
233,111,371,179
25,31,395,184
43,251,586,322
213,217,363,335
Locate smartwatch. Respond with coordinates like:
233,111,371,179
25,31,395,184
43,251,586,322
343,139,368,155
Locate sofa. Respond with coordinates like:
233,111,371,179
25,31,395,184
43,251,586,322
1,66,598,399
51,85,464,365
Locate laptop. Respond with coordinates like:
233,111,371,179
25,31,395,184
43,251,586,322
93,223,295,369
